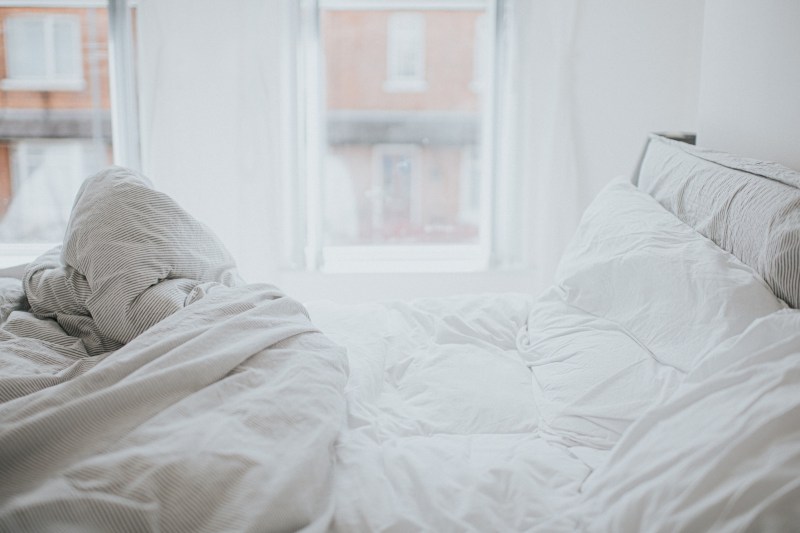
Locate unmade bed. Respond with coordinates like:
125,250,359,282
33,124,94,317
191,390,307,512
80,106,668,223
1,134,799,531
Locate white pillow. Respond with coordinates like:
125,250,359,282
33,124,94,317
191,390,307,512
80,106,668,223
555,179,785,372
517,179,785,449
574,309,800,532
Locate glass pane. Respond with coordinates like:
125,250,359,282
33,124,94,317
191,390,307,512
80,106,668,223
0,6,112,244
53,17,82,79
6,17,47,78
320,5,488,247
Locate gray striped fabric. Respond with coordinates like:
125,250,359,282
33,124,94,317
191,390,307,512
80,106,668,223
0,284,349,532
0,277,26,323
23,167,243,356
639,135,800,309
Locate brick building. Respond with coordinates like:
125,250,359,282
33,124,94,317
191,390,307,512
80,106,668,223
320,7,485,246
0,6,111,242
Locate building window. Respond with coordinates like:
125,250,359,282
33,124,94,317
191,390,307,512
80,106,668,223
305,0,497,272
384,12,426,93
3,14,84,91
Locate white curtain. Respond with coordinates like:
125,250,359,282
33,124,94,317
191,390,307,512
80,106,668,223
494,0,582,288
497,0,704,290
137,0,704,297
137,0,295,281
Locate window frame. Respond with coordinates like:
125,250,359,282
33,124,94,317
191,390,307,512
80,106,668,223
302,0,499,273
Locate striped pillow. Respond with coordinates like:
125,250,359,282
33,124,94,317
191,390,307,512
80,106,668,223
638,135,800,309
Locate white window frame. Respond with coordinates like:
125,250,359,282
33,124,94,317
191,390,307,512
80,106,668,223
304,0,498,273
383,12,426,93
2,14,85,91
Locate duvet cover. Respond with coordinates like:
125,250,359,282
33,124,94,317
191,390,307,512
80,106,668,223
1,165,799,532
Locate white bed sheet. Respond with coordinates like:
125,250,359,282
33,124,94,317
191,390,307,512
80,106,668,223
307,294,597,532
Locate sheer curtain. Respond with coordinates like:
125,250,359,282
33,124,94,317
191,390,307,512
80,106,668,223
494,0,582,289
136,0,704,299
137,0,296,281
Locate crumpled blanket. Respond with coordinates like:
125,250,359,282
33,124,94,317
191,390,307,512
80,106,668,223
23,166,242,356
0,167,350,532
0,284,349,532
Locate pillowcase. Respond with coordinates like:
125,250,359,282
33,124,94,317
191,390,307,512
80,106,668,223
574,309,800,532
518,179,785,449
638,134,800,308
24,167,242,354
554,178,785,373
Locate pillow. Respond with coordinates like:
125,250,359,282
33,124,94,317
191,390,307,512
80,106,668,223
24,167,242,354
554,178,785,372
638,134,800,308
518,179,785,449
574,309,800,532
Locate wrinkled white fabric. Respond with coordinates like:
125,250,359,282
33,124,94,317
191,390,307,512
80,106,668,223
0,285,349,533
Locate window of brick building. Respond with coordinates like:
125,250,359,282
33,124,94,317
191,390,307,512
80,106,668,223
384,13,426,93
302,0,498,272
3,14,84,91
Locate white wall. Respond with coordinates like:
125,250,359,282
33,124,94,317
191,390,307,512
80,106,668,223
571,0,706,204
697,0,800,171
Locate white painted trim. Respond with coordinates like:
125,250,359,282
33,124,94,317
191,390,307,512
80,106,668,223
107,0,141,170
0,78,85,91
0,243,57,267
382,79,428,93
321,244,488,273
321,0,488,11
477,0,496,263
0,0,107,6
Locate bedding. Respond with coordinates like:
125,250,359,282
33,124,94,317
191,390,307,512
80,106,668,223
2,139,799,532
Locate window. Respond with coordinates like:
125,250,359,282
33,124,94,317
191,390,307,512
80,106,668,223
3,14,84,90
303,0,498,272
384,13,426,92
0,1,138,266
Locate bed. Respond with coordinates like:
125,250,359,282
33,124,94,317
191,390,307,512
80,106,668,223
1,133,799,532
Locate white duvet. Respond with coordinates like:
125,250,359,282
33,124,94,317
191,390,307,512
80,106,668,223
2,174,799,532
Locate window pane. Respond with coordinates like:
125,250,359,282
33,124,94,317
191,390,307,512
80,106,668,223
53,17,82,79
320,6,489,247
6,17,47,78
0,6,112,244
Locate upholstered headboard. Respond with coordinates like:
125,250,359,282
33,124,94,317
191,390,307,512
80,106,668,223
635,134,800,309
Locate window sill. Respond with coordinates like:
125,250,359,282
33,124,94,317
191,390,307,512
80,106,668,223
318,244,489,273
382,79,428,93
1,78,86,92
0,242,57,268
